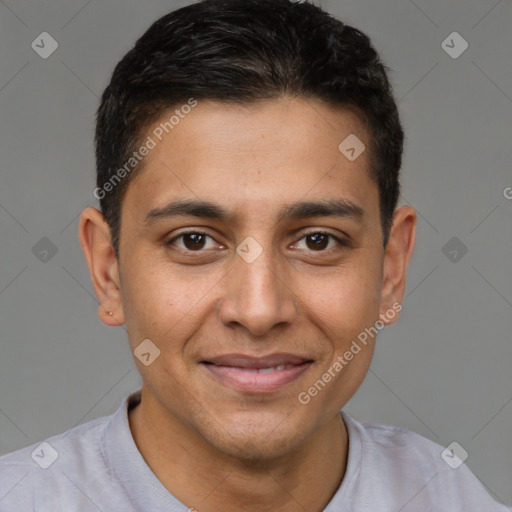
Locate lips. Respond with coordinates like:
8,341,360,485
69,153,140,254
201,353,313,393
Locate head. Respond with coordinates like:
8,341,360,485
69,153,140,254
80,0,415,461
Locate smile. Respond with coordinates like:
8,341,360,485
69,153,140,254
201,354,313,393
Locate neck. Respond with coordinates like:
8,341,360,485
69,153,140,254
129,388,348,512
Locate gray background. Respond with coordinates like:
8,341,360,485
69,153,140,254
1,0,511,506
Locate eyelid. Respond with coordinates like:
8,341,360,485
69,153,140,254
298,227,348,239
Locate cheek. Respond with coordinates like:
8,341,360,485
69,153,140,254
306,258,382,336
118,259,176,344
303,271,381,406
119,258,216,352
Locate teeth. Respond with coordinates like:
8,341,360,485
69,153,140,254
258,364,287,373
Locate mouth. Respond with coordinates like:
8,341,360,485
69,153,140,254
201,353,314,393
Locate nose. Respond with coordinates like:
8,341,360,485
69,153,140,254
218,245,298,337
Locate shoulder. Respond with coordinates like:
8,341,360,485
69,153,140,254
0,415,111,512
0,413,110,466
340,413,511,511
347,414,443,470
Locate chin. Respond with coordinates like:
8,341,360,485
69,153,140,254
213,431,301,462
197,410,311,462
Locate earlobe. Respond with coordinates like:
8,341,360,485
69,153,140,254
78,207,125,326
379,206,416,325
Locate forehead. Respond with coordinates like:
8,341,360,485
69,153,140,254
122,97,378,225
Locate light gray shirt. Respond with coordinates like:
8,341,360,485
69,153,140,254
0,390,509,511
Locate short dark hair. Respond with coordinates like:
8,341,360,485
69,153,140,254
95,0,403,255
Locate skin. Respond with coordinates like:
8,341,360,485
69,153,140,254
79,96,416,512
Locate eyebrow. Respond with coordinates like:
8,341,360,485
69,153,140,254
144,198,365,225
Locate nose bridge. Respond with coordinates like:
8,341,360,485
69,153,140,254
219,238,297,336
240,245,280,300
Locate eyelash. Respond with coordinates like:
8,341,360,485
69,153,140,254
166,229,347,254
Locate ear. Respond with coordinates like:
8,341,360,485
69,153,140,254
78,207,125,326
379,206,416,325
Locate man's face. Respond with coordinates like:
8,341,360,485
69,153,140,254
117,97,390,459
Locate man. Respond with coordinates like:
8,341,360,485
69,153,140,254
1,1,509,510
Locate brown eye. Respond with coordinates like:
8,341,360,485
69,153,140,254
305,233,330,251
182,233,206,250
293,232,342,252
168,232,219,251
